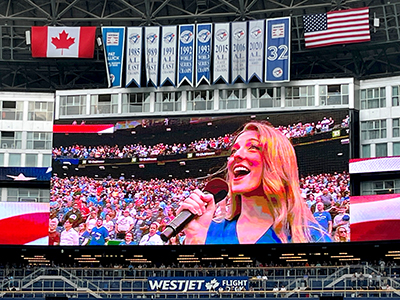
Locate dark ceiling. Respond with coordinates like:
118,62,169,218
0,0,399,91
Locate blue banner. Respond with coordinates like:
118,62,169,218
178,24,195,87
102,27,125,87
126,27,142,87
196,23,212,86
265,17,290,82
148,277,249,292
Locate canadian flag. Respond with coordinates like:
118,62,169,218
31,26,96,58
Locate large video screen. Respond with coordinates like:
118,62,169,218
48,110,354,246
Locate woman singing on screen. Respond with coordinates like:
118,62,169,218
177,121,331,244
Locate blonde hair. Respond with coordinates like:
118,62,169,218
227,121,317,243
334,226,349,242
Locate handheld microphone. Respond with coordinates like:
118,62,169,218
160,178,228,242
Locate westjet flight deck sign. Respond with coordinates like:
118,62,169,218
148,277,249,292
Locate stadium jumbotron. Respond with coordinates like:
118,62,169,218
1,0,400,299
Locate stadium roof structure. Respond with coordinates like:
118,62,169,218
0,0,399,91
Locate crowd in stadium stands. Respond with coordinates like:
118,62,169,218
52,115,350,160
49,170,350,246
52,134,234,160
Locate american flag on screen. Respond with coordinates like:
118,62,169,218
303,7,370,48
351,194,400,242
0,202,49,245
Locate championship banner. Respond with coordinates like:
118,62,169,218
126,27,142,87
160,26,178,86
231,22,247,84
196,23,212,86
145,27,160,87
102,27,125,88
265,17,290,82
148,277,249,292
247,20,265,82
213,23,230,84
178,24,195,87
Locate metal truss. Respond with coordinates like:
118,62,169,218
0,0,400,91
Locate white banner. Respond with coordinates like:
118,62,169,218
126,27,142,87
213,23,230,84
231,22,247,83
247,20,264,82
160,26,177,86
145,27,160,87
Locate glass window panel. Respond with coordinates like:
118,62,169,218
9,154,21,166
393,142,400,156
25,154,38,167
362,145,370,158
42,154,52,167
394,128,399,138
319,85,327,95
376,143,387,157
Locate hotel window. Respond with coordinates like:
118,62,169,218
0,131,22,149
361,144,371,158
393,86,400,106
26,132,52,150
319,84,349,105
360,87,385,109
42,154,52,167
219,89,247,109
251,88,281,108
285,86,314,107
60,95,86,116
7,188,50,202
1,101,23,120
25,154,38,167
28,101,54,121
91,94,118,114
122,93,150,113
375,143,387,157
361,120,386,140
187,90,214,111
155,92,182,112
394,118,400,138
361,180,400,195
393,142,400,156
8,153,21,167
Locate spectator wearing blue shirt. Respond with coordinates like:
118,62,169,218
89,219,109,245
313,202,332,235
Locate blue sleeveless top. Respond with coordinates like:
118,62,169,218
205,217,332,244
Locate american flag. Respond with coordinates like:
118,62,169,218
303,7,370,48
351,194,400,242
0,202,49,245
